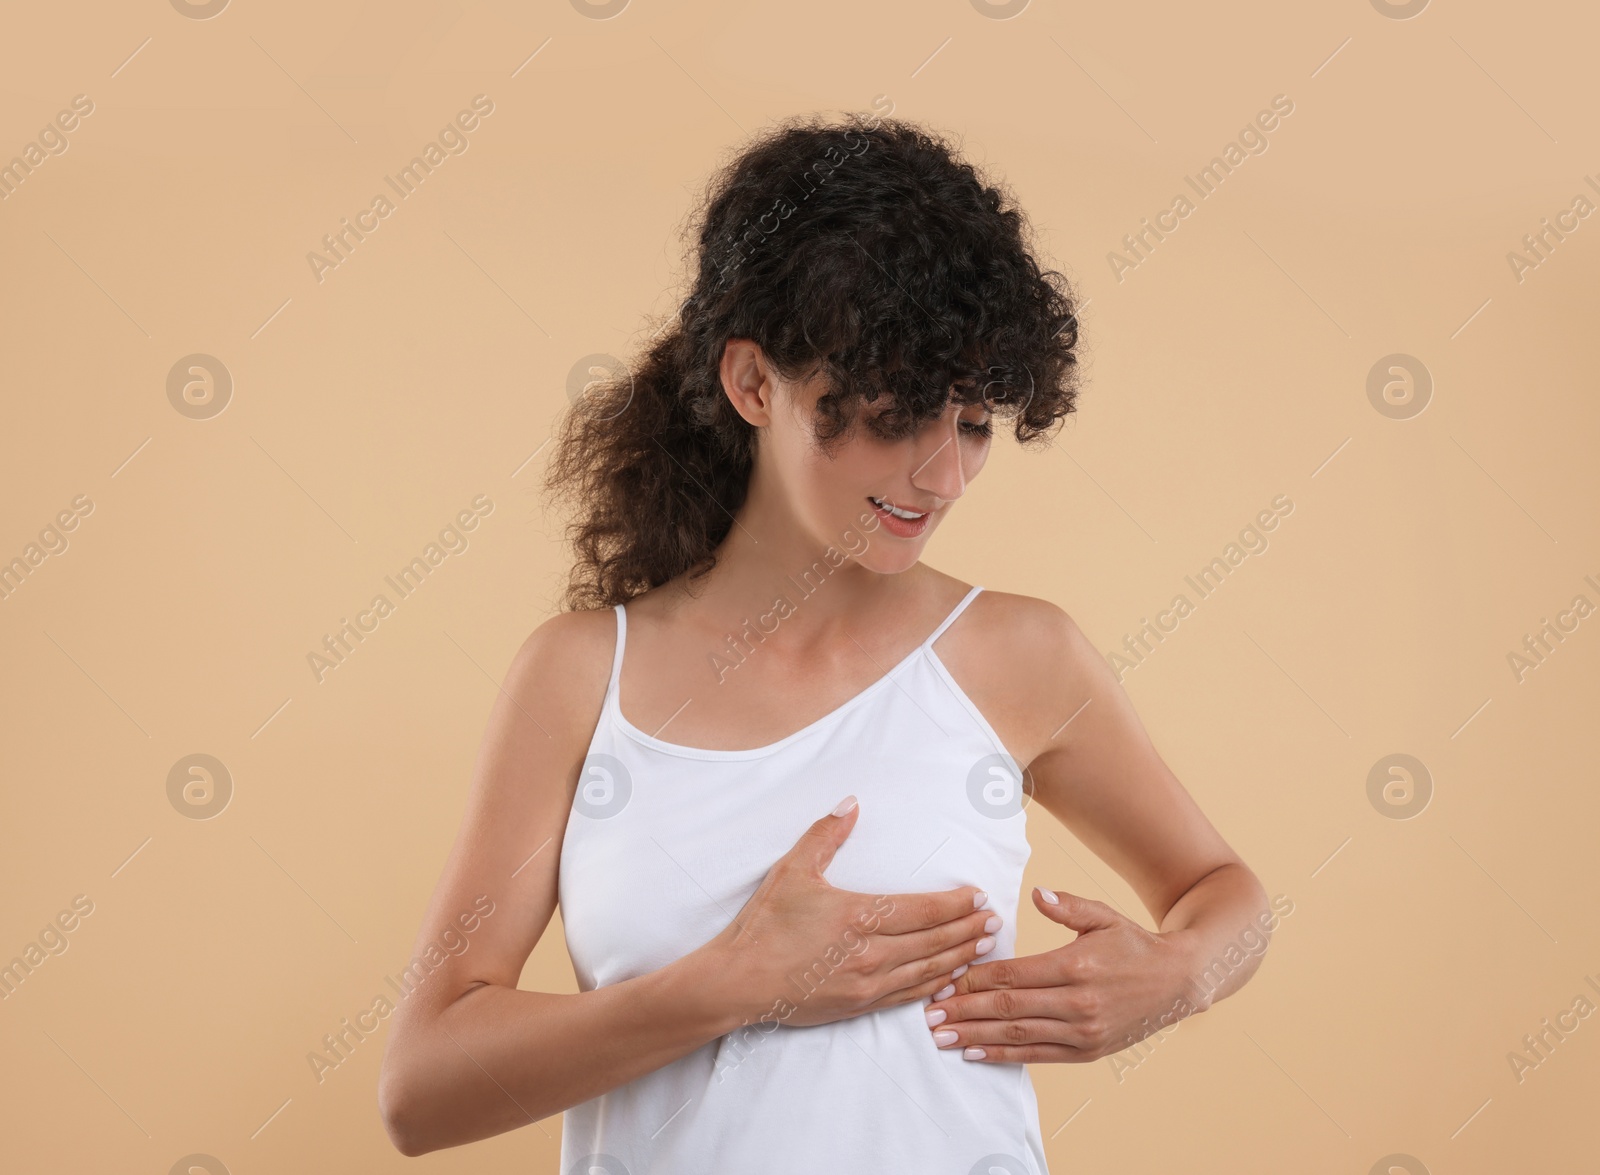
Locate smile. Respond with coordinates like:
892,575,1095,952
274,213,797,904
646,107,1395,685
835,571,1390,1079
868,496,928,520
866,496,934,538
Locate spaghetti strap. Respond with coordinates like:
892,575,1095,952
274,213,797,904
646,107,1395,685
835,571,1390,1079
607,603,627,698
923,584,984,648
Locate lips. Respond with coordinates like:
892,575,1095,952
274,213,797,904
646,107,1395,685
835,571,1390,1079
868,495,929,520
867,495,933,537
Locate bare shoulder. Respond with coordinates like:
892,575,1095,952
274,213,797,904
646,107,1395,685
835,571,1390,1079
961,588,1098,676
933,586,1104,767
504,606,619,736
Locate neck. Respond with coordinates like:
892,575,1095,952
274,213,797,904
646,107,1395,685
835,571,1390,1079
666,475,923,651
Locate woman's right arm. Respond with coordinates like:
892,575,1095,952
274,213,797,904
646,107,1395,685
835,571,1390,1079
377,610,1000,1157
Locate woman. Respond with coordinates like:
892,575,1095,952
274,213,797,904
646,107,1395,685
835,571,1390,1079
378,112,1271,1173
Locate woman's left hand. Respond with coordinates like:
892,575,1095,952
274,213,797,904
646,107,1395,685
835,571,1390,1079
922,886,1208,1062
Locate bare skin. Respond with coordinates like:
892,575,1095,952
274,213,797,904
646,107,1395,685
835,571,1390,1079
377,339,1272,1154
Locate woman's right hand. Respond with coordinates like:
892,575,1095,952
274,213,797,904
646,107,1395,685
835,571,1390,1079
697,795,1002,1029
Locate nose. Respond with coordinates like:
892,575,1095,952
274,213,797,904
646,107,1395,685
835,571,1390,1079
908,413,969,504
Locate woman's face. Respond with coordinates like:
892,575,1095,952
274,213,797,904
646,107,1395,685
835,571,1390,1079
757,362,995,575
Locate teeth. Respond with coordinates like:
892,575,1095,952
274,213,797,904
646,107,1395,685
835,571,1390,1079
870,496,925,520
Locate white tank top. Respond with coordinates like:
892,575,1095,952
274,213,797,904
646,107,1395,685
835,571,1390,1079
557,584,1049,1174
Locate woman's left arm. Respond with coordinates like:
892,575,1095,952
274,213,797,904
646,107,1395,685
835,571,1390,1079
925,599,1275,1063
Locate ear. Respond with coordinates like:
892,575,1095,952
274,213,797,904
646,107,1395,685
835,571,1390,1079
720,338,778,427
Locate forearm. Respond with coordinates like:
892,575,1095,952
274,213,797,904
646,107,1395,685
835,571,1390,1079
381,945,741,1156
1156,861,1274,1012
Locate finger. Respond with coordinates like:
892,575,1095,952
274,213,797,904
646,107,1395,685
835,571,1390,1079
1034,886,1121,935
790,795,860,875
925,985,1069,1028
880,914,999,989
867,884,990,935
950,951,1076,997
928,1015,1083,1051
862,964,968,1013
880,907,1001,972
948,1042,1093,1064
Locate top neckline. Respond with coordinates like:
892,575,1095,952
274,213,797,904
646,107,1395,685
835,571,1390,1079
606,585,985,761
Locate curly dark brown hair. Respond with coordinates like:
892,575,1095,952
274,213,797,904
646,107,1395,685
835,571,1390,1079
543,110,1082,610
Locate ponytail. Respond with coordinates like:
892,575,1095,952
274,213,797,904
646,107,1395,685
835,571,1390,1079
543,320,756,610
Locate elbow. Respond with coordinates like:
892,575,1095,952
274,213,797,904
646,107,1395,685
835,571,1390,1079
384,1125,427,1160
378,986,497,1156
378,1054,438,1158
378,1076,423,1157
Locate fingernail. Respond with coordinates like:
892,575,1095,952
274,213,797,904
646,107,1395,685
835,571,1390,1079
925,1008,947,1026
932,1030,958,1046
963,1047,986,1060
1037,887,1058,904
831,795,857,816
972,890,987,908
974,936,995,955
983,914,1002,933
951,964,969,980
932,983,955,1001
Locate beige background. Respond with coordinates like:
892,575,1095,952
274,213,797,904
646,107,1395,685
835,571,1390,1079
2,0,1596,1171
